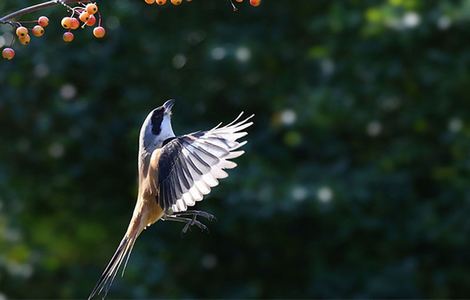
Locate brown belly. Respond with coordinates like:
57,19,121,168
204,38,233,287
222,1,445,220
143,194,164,227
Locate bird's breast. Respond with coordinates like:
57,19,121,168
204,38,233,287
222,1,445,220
143,196,164,227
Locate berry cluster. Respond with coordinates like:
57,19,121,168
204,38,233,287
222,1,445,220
1,0,262,61
1,2,105,60
232,0,262,9
143,0,186,6
1,16,50,60
60,2,105,43
142,0,262,9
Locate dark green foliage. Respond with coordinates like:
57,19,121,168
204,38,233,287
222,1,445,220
1,0,470,297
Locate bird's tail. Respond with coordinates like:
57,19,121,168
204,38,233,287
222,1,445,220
88,217,142,300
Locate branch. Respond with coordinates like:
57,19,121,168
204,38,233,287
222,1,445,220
0,0,90,23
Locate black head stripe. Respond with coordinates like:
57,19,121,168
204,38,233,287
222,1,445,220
162,137,176,146
151,107,164,135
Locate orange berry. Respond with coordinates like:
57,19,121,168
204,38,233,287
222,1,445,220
249,0,260,6
235,0,243,2
156,0,166,4
70,18,80,30
171,0,182,5
2,48,15,60
61,17,73,29
145,0,155,4
38,16,49,27
19,34,31,45
93,26,106,38
63,32,74,42
86,3,98,14
79,11,90,23
32,25,45,37
86,14,96,26
15,26,28,38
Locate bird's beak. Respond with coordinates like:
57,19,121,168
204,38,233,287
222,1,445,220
163,99,175,114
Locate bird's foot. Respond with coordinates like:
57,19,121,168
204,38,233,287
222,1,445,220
182,214,208,234
163,211,215,234
172,210,216,222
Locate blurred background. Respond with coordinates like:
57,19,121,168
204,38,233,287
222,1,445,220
1,0,470,298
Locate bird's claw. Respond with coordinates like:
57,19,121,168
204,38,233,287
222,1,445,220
174,210,216,222
164,210,213,235
181,216,208,234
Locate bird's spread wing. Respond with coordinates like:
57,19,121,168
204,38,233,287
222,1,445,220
153,112,254,213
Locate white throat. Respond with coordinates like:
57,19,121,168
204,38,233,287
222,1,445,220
159,115,175,141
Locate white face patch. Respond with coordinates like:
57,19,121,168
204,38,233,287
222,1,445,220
158,115,175,143
139,110,176,155
147,114,175,149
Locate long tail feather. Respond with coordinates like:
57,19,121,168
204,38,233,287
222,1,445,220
88,235,135,299
88,217,142,300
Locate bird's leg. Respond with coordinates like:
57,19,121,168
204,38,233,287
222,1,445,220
162,214,208,234
172,210,216,221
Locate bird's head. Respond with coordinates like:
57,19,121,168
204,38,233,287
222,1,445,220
139,99,176,152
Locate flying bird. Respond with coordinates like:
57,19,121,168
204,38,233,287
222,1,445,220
88,99,253,299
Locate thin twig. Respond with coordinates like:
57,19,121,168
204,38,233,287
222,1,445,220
0,0,90,23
